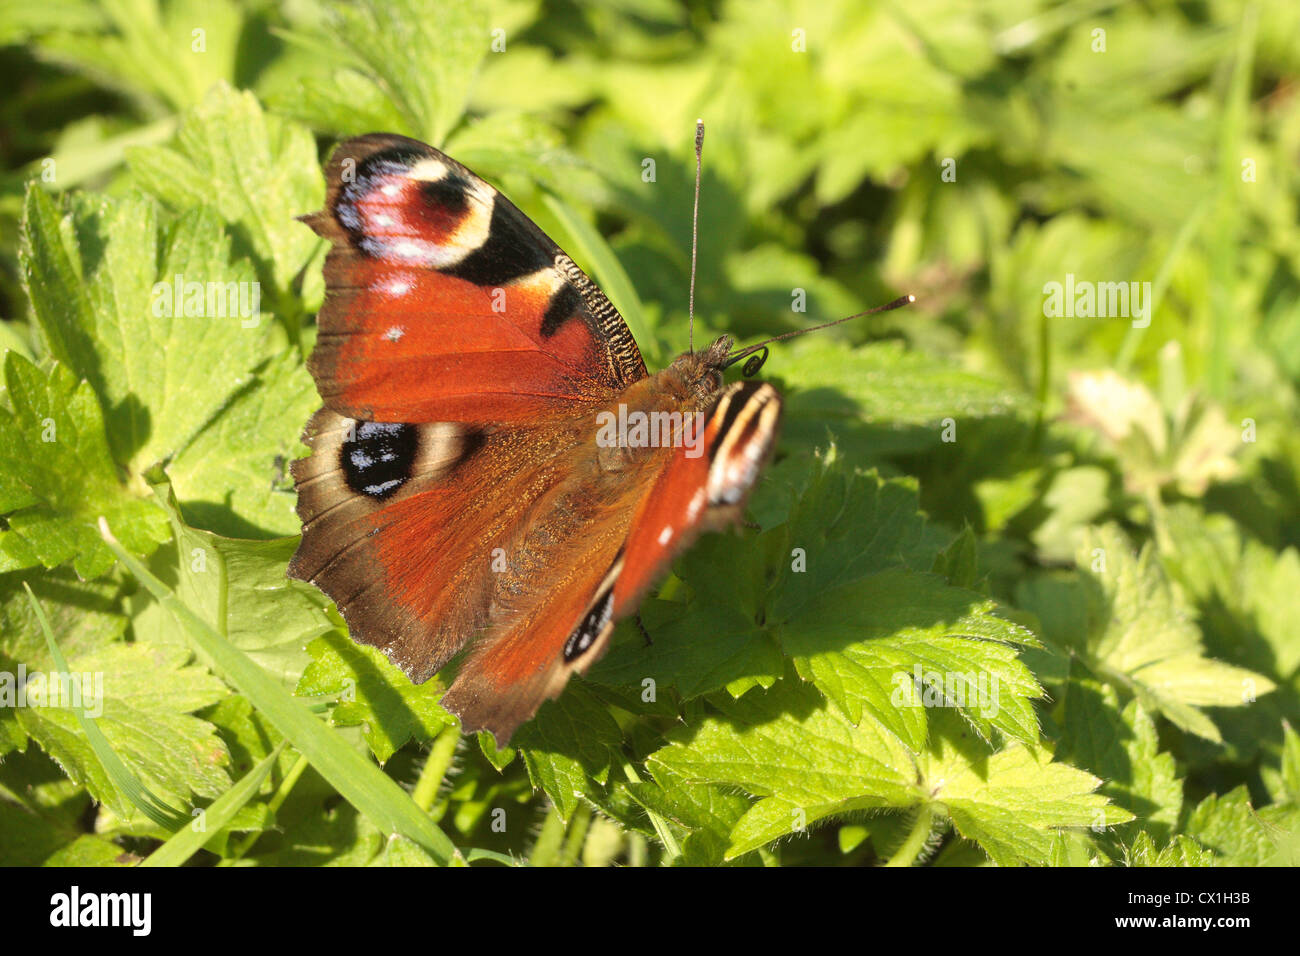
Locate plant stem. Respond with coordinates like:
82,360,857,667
529,804,567,866
412,727,459,813
560,803,593,866
885,805,935,867
621,759,681,860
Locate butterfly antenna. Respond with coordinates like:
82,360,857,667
688,118,704,354
724,294,916,376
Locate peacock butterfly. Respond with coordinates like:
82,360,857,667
288,127,909,745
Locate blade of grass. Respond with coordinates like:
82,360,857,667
97,517,461,865
224,751,311,863
23,582,189,830
141,741,287,867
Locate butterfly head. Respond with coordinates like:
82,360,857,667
667,335,736,401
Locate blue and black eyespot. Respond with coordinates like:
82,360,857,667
340,420,418,499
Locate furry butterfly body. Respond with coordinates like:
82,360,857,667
290,134,781,744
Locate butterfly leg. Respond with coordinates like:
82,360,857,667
634,613,653,647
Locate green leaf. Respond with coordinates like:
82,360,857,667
23,0,246,113
164,350,320,538
296,632,453,765
778,339,1030,457
99,517,462,864
14,639,231,820
624,763,754,866
1058,680,1182,840
1,567,126,669
782,568,1043,748
1124,831,1214,867
130,484,328,689
276,0,488,145
648,677,918,860
20,184,271,473
1280,722,1300,803
1020,524,1275,742
23,581,192,829
514,684,625,821
0,352,169,578
920,715,1131,866
1184,786,1295,866
126,83,324,305
141,741,285,867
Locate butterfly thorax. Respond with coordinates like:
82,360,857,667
592,336,733,474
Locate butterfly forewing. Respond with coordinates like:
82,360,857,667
302,133,646,423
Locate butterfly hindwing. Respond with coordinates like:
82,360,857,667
303,133,647,423
613,380,783,617
440,380,783,744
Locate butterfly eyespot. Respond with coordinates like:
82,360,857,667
562,587,614,662
341,421,418,500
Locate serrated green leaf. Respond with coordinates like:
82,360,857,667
1184,786,1292,866
164,350,320,537
126,83,324,305
921,716,1130,866
130,485,328,689
1124,831,1214,867
648,677,917,860
625,762,753,866
1021,524,1275,742
20,185,271,473
296,631,453,765
783,568,1043,748
276,0,487,146
0,352,169,578
515,684,625,822
14,641,230,819
100,520,461,864
1059,679,1182,840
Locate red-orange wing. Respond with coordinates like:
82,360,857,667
440,380,783,745
303,134,646,423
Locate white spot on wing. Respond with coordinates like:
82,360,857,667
385,326,405,342
687,488,706,522
657,525,673,545
379,275,413,297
